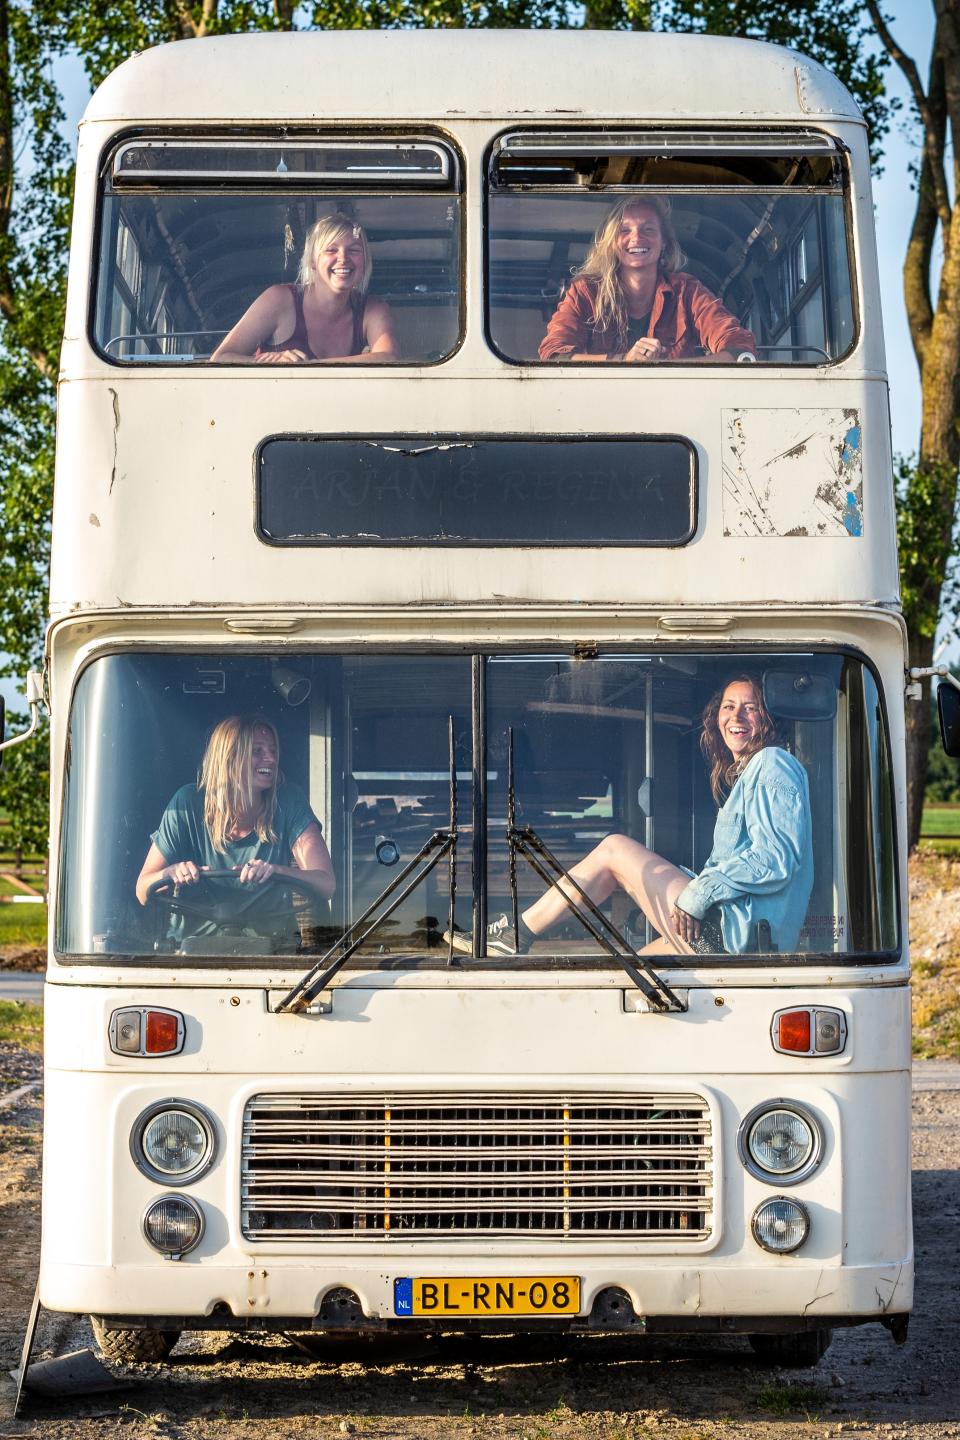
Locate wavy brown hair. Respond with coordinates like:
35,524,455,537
700,675,780,805
199,715,281,855
575,196,685,349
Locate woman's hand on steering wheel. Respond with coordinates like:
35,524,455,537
167,860,202,887
238,858,276,886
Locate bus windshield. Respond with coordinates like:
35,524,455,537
93,137,461,364
488,130,855,366
57,650,896,966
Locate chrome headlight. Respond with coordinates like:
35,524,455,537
143,1195,205,1258
751,1196,810,1253
131,1100,217,1186
738,1100,823,1184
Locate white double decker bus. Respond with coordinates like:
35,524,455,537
27,30,914,1370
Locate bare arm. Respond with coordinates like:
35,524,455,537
236,822,337,899
136,842,203,906
209,286,305,364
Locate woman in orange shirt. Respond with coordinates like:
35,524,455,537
539,196,755,364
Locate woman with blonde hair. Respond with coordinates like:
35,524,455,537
451,675,811,959
539,196,755,364
210,213,397,363
136,715,335,937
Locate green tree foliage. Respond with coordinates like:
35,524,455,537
0,714,49,854
0,2,73,678
862,1,960,844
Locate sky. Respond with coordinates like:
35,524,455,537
0,4,941,715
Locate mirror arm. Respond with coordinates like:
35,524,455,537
0,671,45,755
906,665,960,701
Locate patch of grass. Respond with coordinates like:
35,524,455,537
0,901,47,949
0,1000,43,1051
753,1382,826,1417
919,805,960,856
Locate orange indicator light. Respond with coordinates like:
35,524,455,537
776,1010,812,1052
145,1010,182,1054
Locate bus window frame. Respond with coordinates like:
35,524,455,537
482,125,861,370
88,125,467,370
53,639,902,971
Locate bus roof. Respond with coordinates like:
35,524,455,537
82,31,864,128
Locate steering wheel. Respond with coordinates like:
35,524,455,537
146,868,291,928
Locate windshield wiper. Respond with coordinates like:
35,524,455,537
275,717,459,1014
505,727,685,1014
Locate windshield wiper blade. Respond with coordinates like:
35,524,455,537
505,728,685,1014
276,717,459,1014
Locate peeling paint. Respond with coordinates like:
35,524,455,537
108,387,120,494
88,513,100,528
723,408,863,538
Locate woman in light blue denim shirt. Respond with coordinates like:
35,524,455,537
475,675,813,958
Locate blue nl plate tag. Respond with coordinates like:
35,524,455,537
394,1277,413,1317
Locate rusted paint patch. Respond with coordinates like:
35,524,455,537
722,408,863,538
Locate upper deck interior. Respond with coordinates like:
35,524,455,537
52,32,897,617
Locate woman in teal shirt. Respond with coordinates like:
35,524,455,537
464,675,812,959
136,715,335,940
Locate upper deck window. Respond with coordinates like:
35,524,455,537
93,135,461,365
487,130,855,367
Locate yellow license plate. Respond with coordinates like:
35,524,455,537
394,1275,580,1317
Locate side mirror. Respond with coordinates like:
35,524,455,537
938,680,960,757
763,668,837,720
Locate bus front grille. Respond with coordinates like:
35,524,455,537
241,1091,713,1241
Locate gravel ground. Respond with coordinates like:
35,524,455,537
0,1036,958,1440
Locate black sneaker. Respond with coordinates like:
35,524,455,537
442,913,522,956
485,913,520,956
443,923,472,955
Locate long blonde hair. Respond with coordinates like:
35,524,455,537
199,715,280,855
575,197,685,349
298,213,373,295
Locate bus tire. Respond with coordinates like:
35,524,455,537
90,1318,181,1364
748,1328,833,1367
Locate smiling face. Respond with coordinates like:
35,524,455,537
615,203,664,276
717,681,763,759
250,723,279,793
313,228,366,295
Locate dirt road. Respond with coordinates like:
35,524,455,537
1,1040,958,1440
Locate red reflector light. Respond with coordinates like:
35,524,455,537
145,1010,181,1054
776,1010,812,1052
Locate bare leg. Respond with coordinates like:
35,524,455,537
521,833,694,949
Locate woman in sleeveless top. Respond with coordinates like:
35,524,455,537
211,214,397,364
539,196,755,364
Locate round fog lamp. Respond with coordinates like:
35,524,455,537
132,1101,216,1185
752,1196,809,1253
739,1102,821,1183
143,1195,204,1257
